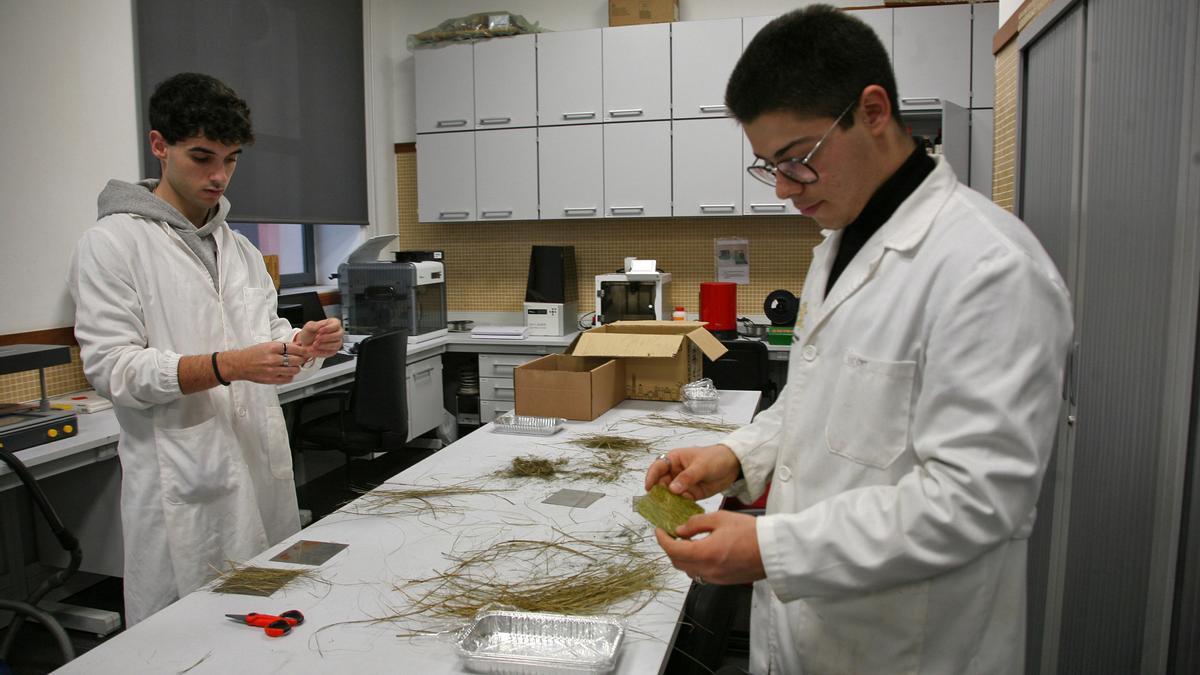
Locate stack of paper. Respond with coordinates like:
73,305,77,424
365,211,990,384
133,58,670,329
470,325,528,340
49,389,113,414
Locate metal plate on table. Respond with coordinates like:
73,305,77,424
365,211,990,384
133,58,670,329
542,489,605,509
456,609,625,675
269,540,348,566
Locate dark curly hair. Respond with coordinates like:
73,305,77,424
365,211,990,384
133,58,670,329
726,5,902,130
148,72,255,146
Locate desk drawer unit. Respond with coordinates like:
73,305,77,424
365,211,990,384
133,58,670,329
477,353,539,424
407,355,444,441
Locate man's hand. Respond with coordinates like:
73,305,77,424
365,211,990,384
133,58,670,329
644,444,742,501
222,341,314,384
296,318,344,358
655,510,766,585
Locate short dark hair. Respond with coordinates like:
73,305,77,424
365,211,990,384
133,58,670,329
148,72,255,145
725,5,901,129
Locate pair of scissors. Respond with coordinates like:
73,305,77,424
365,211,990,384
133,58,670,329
225,609,305,637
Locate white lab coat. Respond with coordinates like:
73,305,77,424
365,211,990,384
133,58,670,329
722,159,1073,674
68,208,318,625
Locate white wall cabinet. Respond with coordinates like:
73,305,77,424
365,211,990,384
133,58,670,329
853,8,894,61
406,355,444,441
603,23,671,121
417,131,475,223
742,14,772,45
672,18,741,119
539,125,604,220
476,128,538,221
414,42,474,133
473,34,536,129
604,121,671,218
537,29,602,126
971,2,999,109
673,118,743,217
743,136,801,216
893,4,971,111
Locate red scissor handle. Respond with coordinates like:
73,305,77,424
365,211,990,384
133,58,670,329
226,610,305,637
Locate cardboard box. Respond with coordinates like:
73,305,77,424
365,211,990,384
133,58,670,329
514,354,626,421
609,0,678,26
568,321,728,401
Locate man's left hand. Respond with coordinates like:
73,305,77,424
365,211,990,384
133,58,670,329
295,318,344,358
654,510,767,586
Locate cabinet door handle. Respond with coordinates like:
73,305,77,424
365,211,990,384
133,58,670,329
608,108,644,117
438,211,470,219
478,117,511,125
750,203,787,212
609,206,645,215
436,119,468,127
699,204,736,213
495,385,514,393
414,369,434,380
562,111,596,120
900,97,941,106
699,105,728,114
563,207,598,215
481,210,513,218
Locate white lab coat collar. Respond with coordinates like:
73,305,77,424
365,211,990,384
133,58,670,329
802,157,957,340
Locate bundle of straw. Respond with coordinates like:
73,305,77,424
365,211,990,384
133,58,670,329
629,413,739,434
495,455,569,479
349,482,503,516
210,563,321,596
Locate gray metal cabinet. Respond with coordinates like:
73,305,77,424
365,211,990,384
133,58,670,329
1016,1,1200,672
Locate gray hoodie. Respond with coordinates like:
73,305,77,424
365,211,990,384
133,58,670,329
97,179,228,291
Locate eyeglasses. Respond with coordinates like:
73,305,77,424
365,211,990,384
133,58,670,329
746,100,857,187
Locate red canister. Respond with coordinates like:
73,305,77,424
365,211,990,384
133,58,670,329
699,282,737,333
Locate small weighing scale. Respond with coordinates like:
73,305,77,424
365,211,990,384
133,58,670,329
0,345,79,452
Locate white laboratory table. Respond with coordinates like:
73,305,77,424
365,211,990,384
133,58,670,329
56,391,759,675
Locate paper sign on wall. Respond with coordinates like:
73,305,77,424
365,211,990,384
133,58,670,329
715,238,749,284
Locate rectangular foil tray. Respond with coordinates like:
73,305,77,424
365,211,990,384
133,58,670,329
491,412,564,436
456,610,625,674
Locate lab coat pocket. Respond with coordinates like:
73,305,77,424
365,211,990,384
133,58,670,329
262,405,294,480
825,351,916,469
154,416,237,504
243,287,275,340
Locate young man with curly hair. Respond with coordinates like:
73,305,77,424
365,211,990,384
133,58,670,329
68,73,343,624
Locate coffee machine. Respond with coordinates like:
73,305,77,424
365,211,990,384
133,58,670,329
595,258,672,324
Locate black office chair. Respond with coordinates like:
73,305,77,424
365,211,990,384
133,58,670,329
703,339,776,412
290,330,408,481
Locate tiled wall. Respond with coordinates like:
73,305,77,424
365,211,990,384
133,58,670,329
0,346,91,404
395,151,823,318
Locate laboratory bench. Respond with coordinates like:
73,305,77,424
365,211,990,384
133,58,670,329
54,390,760,674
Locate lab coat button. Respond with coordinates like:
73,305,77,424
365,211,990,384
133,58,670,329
801,344,818,361
237,407,248,417
778,465,792,482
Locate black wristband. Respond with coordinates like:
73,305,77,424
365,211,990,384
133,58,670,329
211,352,231,386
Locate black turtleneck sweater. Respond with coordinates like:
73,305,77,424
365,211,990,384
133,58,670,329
826,145,935,297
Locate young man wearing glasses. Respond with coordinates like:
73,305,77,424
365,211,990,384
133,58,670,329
645,5,1073,673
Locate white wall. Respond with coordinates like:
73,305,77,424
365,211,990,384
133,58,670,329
0,0,140,334
999,0,1020,26
362,0,877,238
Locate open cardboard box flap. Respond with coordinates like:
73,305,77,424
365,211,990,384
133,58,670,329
569,321,728,361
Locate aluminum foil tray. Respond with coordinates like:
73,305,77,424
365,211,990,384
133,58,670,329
456,610,624,675
491,412,564,436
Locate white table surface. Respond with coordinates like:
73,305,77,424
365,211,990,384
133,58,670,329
55,391,759,675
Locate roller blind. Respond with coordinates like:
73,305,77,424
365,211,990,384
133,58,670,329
136,0,367,224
